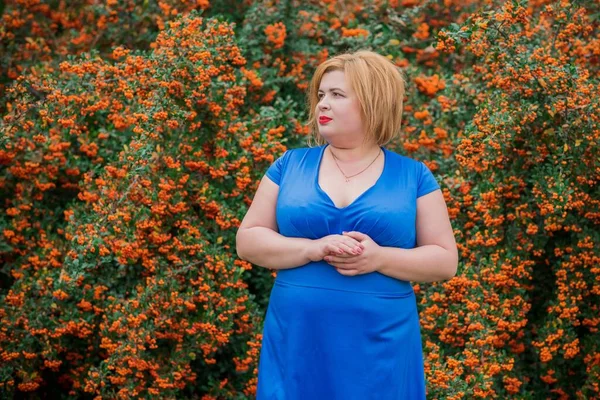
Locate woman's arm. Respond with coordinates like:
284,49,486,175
236,226,314,270
237,169,366,271
327,189,458,281
377,244,457,282
377,188,458,282
236,174,321,270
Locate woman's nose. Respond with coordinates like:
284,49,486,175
318,98,330,109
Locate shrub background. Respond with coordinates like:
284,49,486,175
1,0,599,398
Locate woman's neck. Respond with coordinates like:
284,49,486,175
327,142,381,164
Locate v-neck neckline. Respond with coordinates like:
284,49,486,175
315,143,387,211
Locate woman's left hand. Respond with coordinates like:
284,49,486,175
324,231,382,276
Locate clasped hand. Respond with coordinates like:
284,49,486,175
324,231,381,276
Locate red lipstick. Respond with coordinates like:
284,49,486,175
319,116,332,124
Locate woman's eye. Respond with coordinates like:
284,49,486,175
318,93,342,99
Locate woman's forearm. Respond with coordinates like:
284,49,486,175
236,226,314,270
376,244,458,283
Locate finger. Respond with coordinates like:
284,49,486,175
346,238,365,251
326,244,345,255
343,231,368,242
329,260,355,269
335,267,359,276
343,239,364,253
328,243,350,255
337,246,363,257
338,242,361,255
330,251,359,258
325,256,352,264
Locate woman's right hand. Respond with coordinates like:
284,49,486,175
307,234,365,262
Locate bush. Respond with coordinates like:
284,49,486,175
0,12,294,398
1,0,599,398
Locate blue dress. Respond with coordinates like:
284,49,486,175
256,144,441,400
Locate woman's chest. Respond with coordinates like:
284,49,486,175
277,173,418,248
317,157,385,209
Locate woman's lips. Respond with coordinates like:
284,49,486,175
319,117,332,124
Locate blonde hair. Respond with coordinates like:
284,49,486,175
306,49,407,147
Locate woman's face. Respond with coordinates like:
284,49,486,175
316,70,365,145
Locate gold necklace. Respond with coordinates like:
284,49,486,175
330,147,382,183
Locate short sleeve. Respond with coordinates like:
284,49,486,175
265,150,289,185
417,161,440,198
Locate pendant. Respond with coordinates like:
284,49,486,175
345,178,350,183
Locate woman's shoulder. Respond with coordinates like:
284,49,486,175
281,145,324,161
286,145,323,154
383,147,422,168
383,148,440,194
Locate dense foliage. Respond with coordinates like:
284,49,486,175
1,0,598,398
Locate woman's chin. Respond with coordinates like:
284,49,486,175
318,129,336,138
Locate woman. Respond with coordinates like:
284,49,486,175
236,50,458,399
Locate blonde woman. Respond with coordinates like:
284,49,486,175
236,50,458,399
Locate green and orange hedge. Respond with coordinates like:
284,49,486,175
1,0,599,398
